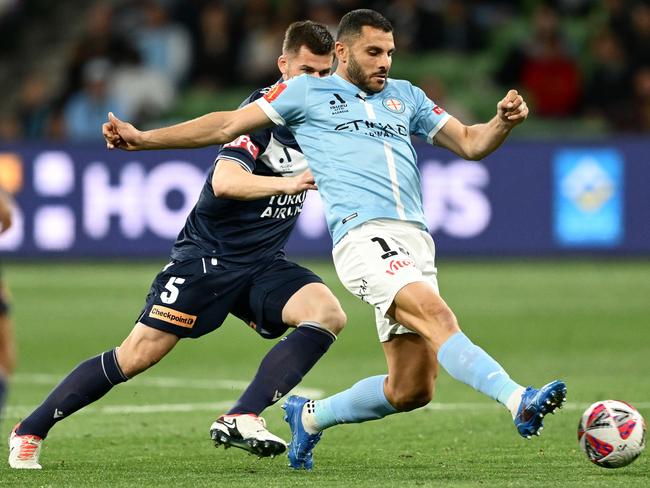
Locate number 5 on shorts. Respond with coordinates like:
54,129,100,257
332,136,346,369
161,277,185,304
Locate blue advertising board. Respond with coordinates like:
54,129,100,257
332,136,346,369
1,138,649,258
553,149,623,247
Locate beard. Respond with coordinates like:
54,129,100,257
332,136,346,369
347,52,386,94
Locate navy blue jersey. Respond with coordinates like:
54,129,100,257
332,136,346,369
170,82,309,264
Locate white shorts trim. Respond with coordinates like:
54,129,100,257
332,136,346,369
333,219,439,342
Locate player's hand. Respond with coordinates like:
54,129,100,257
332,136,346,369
497,89,528,126
0,211,12,234
0,193,12,234
284,169,318,195
103,112,144,150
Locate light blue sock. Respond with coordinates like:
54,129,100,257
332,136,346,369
312,375,397,430
437,332,521,405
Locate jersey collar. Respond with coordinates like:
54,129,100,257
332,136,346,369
332,73,380,100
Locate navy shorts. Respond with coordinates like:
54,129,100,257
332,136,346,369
137,255,322,339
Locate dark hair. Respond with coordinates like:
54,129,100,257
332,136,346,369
282,20,334,55
337,9,392,41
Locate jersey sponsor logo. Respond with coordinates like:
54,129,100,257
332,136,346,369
329,93,349,115
385,258,415,275
383,98,405,113
149,305,196,328
260,192,307,219
432,105,445,115
334,119,408,138
263,82,287,102
223,135,260,159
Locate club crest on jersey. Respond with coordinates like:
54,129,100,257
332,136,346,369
264,83,287,102
383,98,405,113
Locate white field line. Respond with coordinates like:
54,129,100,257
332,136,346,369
423,402,650,411
6,401,650,418
12,373,324,399
7,373,650,418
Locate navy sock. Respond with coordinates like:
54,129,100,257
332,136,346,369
0,373,6,420
228,322,336,416
17,349,128,438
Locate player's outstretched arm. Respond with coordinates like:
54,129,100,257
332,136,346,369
434,89,528,161
212,160,317,201
103,103,274,151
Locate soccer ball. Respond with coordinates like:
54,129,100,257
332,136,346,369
578,400,646,468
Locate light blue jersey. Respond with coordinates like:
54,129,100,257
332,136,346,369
256,73,451,244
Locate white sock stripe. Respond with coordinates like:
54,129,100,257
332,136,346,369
100,352,115,386
298,322,337,341
111,348,129,381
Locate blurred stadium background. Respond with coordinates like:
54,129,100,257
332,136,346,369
0,0,649,485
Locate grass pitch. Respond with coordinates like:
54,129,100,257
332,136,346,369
1,259,649,487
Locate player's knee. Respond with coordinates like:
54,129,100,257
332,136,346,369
323,306,347,335
390,385,433,412
0,345,16,375
118,350,158,377
417,300,459,335
0,355,15,376
116,344,163,377
313,301,347,336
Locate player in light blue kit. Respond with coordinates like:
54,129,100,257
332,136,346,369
103,9,566,470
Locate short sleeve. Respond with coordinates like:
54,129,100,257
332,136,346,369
409,84,451,144
255,75,309,127
216,134,262,172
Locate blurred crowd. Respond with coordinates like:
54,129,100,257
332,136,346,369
1,0,649,142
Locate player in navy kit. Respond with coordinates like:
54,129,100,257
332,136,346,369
9,21,343,469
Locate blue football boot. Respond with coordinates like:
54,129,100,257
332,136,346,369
282,395,322,470
514,380,567,438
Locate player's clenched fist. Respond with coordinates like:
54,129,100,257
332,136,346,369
102,112,143,150
497,89,528,126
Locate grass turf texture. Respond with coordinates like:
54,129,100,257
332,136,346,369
1,259,649,487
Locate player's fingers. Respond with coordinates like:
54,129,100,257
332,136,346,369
108,112,130,135
509,95,524,110
507,101,528,120
502,89,520,110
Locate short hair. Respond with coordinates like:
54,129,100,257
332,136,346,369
337,9,393,41
282,20,334,55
